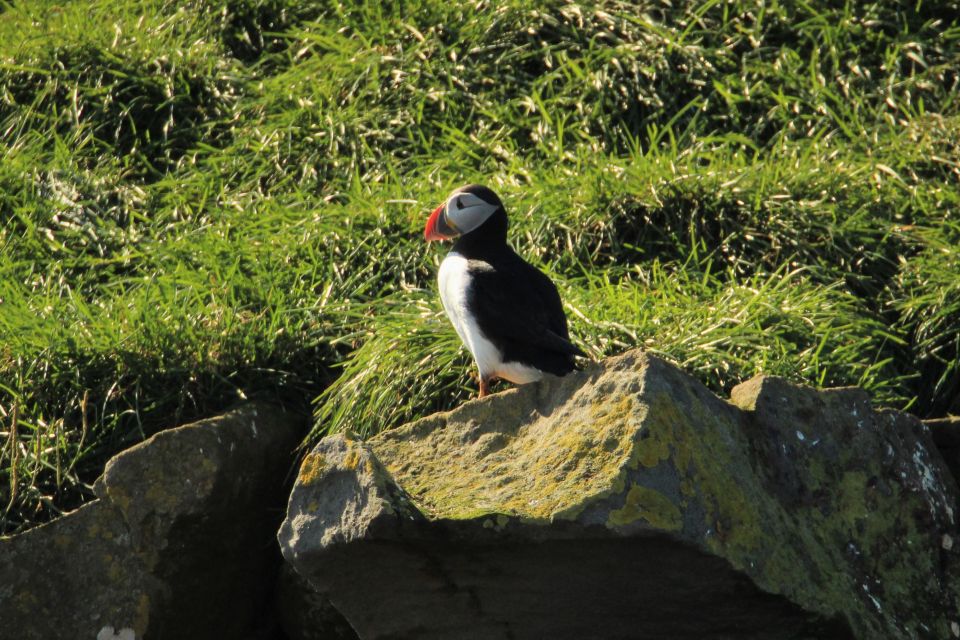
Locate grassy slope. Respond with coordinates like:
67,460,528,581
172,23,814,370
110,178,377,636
1,0,958,533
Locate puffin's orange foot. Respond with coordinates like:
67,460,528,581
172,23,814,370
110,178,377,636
478,377,491,398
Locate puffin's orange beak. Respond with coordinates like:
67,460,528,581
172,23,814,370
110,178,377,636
424,204,457,241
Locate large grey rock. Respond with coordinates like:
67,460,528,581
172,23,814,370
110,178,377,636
0,402,303,640
279,350,960,640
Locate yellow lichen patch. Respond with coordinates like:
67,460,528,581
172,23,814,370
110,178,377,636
297,452,326,486
639,391,768,561
144,483,179,513
372,391,639,521
15,589,39,608
630,395,686,469
108,488,132,514
343,445,362,471
134,592,151,634
104,553,123,582
85,519,117,543
608,484,682,531
200,455,219,475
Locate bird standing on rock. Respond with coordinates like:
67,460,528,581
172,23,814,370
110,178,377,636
424,184,585,398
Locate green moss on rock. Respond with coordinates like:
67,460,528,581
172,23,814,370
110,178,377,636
372,391,639,521
608,485,682,531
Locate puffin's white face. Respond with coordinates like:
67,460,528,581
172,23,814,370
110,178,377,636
443,191,498,236
424,188,500,241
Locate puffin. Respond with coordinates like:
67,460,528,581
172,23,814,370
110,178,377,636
424,184,585,397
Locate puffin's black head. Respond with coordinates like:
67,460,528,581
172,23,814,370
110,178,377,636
424,184,505,242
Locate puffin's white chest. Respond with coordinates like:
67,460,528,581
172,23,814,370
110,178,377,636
437,252,543,384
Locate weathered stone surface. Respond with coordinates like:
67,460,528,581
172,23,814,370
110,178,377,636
279,349,960,640
0,402,303,640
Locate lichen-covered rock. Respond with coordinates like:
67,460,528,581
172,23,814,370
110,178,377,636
279,350,960,640
0,402,303,640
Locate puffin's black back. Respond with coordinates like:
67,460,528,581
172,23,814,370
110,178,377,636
463,245,582,376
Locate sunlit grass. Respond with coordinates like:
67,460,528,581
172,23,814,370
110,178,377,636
2,0,959,533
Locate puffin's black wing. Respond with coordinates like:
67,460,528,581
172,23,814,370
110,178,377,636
466,253,585,375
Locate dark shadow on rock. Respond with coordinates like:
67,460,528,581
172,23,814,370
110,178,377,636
275,563,359,640
306,532,852,640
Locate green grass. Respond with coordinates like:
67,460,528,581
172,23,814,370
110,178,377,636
1,0,959,534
